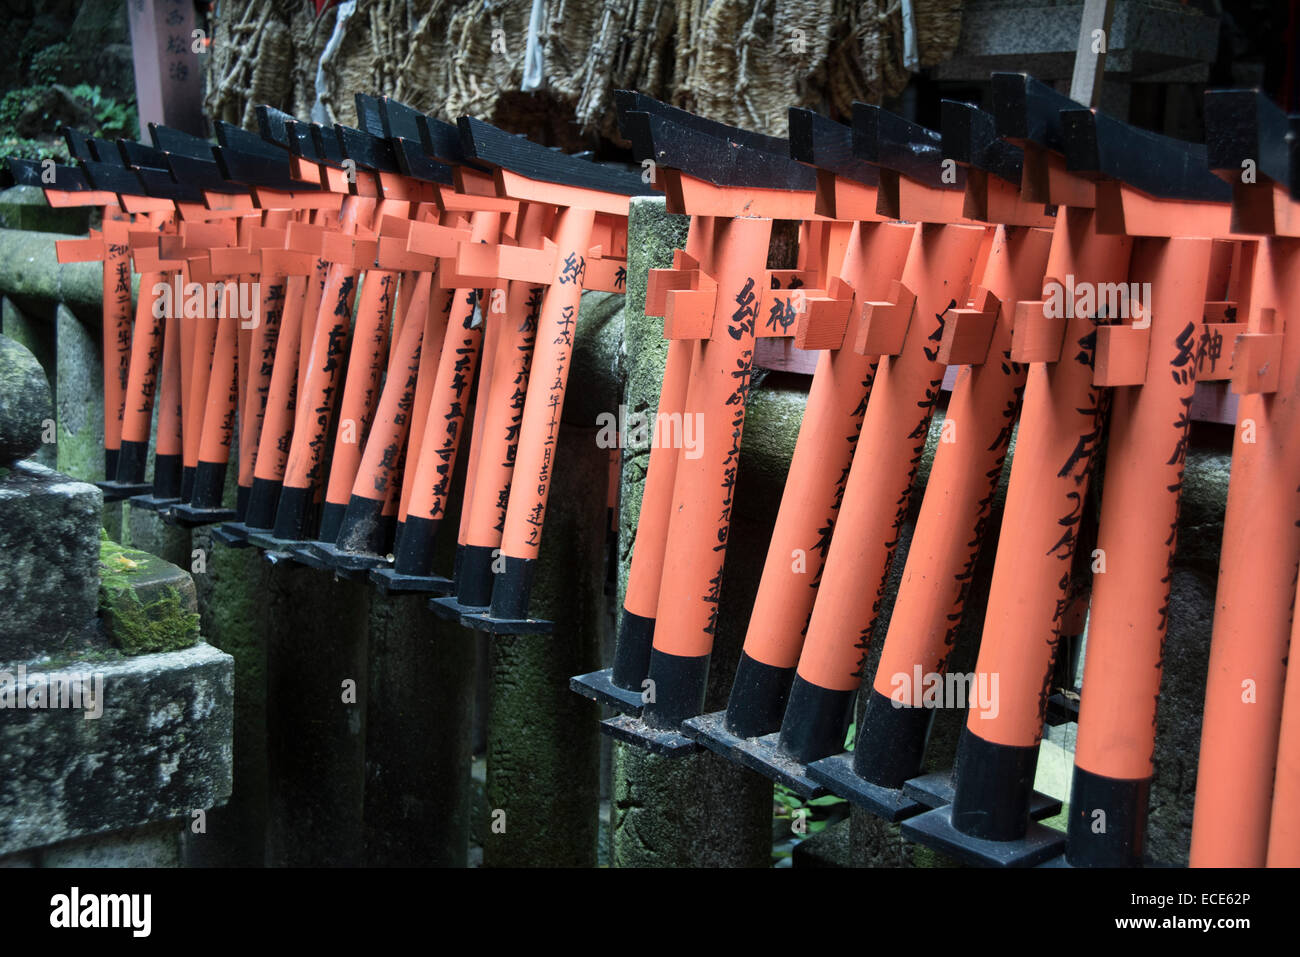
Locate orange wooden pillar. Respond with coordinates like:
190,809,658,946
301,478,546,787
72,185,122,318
899,203,1132,865
631,211,773,742
323,208,494,573
168,228,260,524
575,95,815,713
699,113,920,752
568,214,712,710
1190,232,1300,866
1061,234,1215,866
225,245,325,537
437,117,646,632
805,102,1056,814
425,201,551,606
775,220,985,757
376,202,521,587
1025,101,1248,867
251,194,370,548
101,214,135,480
1270,538,1300,866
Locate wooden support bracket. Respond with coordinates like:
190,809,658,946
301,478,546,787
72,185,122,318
1232,309,1283,394
1009,295,1068,363
939,286,1002,364
793,277,857,351
1093,324,1152,386
854,279,916,356
646,265,720,339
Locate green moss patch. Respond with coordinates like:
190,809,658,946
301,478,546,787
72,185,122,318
97,529,200,655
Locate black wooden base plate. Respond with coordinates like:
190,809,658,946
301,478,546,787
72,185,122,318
306,540,389,574
568,668,644,715
128,493,181,512
805,752,927,821
166,502,237,528
903,769,1063,821
284,542,361,576
901,805,1066,867
1045,692,1081,727
368,567,455,595
428,595,480,621
600,713,698,757
245,531,311,564
97,479,153,502
211,523,252,548
455,609,554,635
682,710,825,798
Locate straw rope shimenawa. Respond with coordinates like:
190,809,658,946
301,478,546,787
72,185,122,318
202,0,960,144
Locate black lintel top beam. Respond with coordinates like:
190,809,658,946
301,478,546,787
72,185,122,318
161,151,249,196
214,146,319,192
458,115,654,197
334,122,402,175
376,97,485,178
387,138,455,184
787,107,880,186
80,158,145,196
118,138,173,172
991,72,1084,154
620,109,814,191
304,125,345,169
87,138,125,166
614,90,789,156
1205,89,1300,199
1061,108,1230,202
134,164,204,203
355,94,386,137
378,97,423,142
852,103,964,190
256,106,317,159
345,95,453,184
215,120,288,161
214,120,320,192
62,126,95,163
149,123,218,162
147,125,248,195
414,111,487,171
941,100,1023,186
4,157,95,192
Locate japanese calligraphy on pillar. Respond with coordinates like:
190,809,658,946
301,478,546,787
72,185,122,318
702,276,759,639
126,0,205,138
495,286,542,532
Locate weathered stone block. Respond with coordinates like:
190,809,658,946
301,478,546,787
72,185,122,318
1,299,56,468
0,460,102,661
0,186,90,235
0,642,234,857
0,332,53,463
36,822,181,868
55,302,103,483
97,534,200,656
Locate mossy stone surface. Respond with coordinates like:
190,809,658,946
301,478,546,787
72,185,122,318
0,186,90,235
0,460,102,662
0,228,116,316
1,297,55,466
484,423,607,867
0,331,52,463
54,302,102,483
97,530,199,656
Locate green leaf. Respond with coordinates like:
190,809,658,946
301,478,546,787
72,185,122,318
807,794,845,808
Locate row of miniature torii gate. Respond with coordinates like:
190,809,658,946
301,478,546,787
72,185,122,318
571,75,1300,869
17,95,649,633
13,72,1298,869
